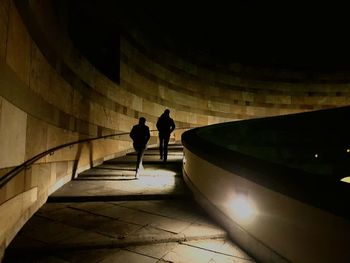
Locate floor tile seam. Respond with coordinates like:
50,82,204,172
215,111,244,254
67,201,191,222
87,248,124,263
141,155,184,158
179,241,255,261
125,208,195,224
115,204,198,224
35,213,127,240
16,229,88,248
32,221,119,244
77,173,137,177
86,170,135,173
38,206,67,213
147,209,220,227
35,213,63,221
148,225,179,235
127,153,184,155
75,178,138,181
41,206,113,219
103,162,182,166
52,205,183,236
78,170,137,174
15,233,52,248
123,222,180,235
54,229,109,244
127,150,183,153
122,247,164,261
75,176,183,180
182,232,228,241
76,175,138,179
123,241,189,263
64,206,146,228
48,194,190,202
82,167,135,170
89,226,140,239
11,235,188,252
35,213,85,227
12,233,230,253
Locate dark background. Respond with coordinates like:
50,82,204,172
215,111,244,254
67,1,350,82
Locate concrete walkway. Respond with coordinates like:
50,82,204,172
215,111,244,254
4,145,255,263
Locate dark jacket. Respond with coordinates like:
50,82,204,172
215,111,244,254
130,124,150,148
156,114,175,135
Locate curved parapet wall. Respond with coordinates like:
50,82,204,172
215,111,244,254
182,106,350,263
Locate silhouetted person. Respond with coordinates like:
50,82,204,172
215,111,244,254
130,117,150,178
156,109,175,162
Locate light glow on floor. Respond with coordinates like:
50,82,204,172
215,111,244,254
141,168,177,177
138,168,177,188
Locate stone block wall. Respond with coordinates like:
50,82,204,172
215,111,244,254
120,34,350,127
0,0,135,258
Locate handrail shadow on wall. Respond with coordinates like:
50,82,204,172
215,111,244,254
0,132,126,189
0,127,191,189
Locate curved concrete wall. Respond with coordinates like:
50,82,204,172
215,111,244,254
121,32,350,125
183,131,350,262
0,0,135,258
182,146,350,263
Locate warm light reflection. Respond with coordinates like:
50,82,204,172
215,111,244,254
347,149,350,153
230,194,256,222
340,177,350,183
314,153,318,158
138,168,177,188
141,168,177,177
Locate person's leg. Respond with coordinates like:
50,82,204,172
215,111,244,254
135,146,145,178
133,143,139,170
136,149,141,170
163,134,170,162
135,148,141,178
159,134,164,160
139,147,145,170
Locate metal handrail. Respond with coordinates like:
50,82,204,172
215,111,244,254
0,127,191,189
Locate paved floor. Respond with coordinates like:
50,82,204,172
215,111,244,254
4,145,255,263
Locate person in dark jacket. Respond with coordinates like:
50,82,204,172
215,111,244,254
156,109,175,162
130,117,150,178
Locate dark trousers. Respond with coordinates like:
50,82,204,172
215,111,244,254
133,144,146,170
159,133,170,161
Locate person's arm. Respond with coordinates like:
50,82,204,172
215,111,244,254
130,126,135,141
170,119,176,133
147,127,151,142
146,127,151,143
156,118,160,131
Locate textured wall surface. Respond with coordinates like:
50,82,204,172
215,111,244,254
0,0,134,257
120,34,350,126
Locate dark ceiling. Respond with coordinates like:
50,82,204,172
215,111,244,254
67,1,350,81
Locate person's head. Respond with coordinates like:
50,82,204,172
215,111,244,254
164,109,170,117
139,117,146,125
